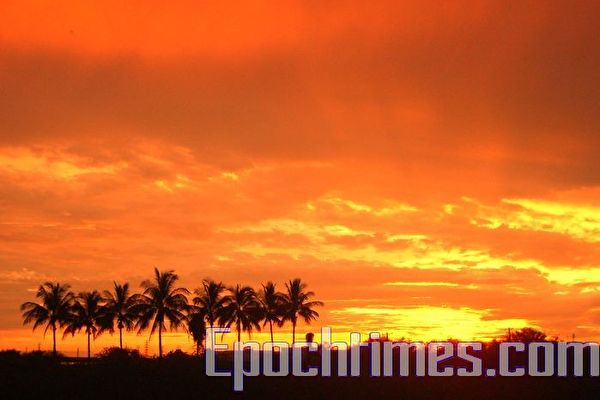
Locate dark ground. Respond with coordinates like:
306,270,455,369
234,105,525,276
2,350,599,400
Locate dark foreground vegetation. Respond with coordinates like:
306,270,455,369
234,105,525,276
2,348,600,400
14,268,600,399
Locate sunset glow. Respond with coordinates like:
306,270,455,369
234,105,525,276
1,1,599,356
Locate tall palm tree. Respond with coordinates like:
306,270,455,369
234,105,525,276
100,282,137,349
186,310,206,356
192,279,226,330
21,282,74,357
282,278,324,343
259,282,285,343
64,291,104,359
219,285,261,342
132,268,189,358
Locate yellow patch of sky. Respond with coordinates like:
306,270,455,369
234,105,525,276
384,281,479,289
330,305,530,341
538,266,600,286
233,243,461,270
222,195,600,287
235,240,600,286
323,196,418,215
386,234,427,243
579,286,600,294
154,169,241,192
0,147,123,180
208,171,240,182
471,198,600,243
224,195,422,242
220,219,374,242
153,174,191,192
443,204,456,215
324,225,374,237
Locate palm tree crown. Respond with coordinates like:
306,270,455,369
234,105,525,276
100,282,137,349
186,310,207,356
132,268,189,357
282,278,324,343
64,290,104,358
192,279,226,329
20,282,74,357
219,285,261,342
259,281,285,343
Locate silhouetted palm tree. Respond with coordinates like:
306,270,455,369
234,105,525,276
132,268,189,358
100,282,137,349
20,282,74,357
186,310,206,356
219,285,261,342
259,281,285,343
64,291,104,359
192,279,226,330
282,278,324,343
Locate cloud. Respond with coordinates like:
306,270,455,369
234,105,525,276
469,197,600,243
384,281,479,289
0,147,124,180
1,1,600,191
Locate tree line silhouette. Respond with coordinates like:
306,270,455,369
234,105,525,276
20,268,324,358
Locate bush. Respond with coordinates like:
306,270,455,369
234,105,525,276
165,349,192,360
23,350,64,359
98,346,142,360
0,349,21,364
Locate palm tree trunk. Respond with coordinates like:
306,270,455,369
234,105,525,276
237,326,241,342
52,323,57,357
292,319,296,344
158,324,163,358
269,320,274,343
87,332,91,359
196,342,200,356
119,327,123,349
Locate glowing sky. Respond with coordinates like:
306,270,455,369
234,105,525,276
1,1,600,355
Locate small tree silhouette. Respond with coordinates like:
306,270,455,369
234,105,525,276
186,310,206,356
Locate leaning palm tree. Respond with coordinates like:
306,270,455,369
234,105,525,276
282,278,324,343
20,282,74,357
192,279,226,330
99,282,137,349
258,282,285,343
64,290,104,359
186,310,206,356
219,285,261,342
132,268,189,358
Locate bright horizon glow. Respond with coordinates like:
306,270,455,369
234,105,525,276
1,1,600,354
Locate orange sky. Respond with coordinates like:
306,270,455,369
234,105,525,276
1,1,600,355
